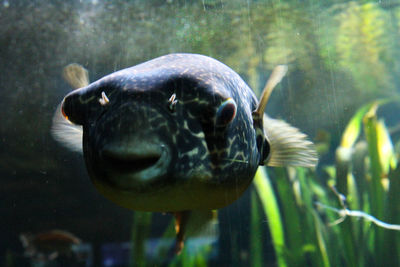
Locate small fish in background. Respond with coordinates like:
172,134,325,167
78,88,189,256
52,54,317,253
19,230,81,261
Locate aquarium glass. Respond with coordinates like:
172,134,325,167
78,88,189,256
1,0,400,266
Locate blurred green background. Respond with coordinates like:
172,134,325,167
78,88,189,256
1,0,400,266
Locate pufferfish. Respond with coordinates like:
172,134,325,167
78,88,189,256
52,53,317,253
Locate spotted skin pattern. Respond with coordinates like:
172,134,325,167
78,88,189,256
62,54,265,211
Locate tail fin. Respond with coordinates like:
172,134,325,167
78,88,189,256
173,210,218,254
263,116,318,167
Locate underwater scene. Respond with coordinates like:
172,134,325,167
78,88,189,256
1,0,400,266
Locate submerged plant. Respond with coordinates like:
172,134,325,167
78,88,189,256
254,100,400,267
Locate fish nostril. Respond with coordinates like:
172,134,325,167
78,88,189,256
101,149,162,173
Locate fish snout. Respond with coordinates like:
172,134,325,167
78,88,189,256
97,141,171,189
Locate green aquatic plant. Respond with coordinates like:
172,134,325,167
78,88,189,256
253,168,287,267
131,212,152,267
253,100,400,267
334,2,395,96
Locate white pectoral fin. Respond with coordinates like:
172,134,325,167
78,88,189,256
263,116,318,167
51,104,83,153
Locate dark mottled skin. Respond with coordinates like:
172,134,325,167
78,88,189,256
62,54,266,211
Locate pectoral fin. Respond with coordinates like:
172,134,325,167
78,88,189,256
51,105,83,153
263,115,318,167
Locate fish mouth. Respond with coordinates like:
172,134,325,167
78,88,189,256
99,142,170,189
102,151,161,173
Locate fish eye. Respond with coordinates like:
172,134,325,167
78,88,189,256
61,103,69,121
60,91,91,125
216,98,237,126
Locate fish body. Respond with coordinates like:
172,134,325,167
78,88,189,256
53,53,317,251
59,54,255,211
20,230,81,260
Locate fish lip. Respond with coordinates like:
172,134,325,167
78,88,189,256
99,142,171,189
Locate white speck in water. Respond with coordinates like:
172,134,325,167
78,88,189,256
3,0,9,8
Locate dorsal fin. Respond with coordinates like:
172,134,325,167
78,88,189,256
62,63,89,89
254,65,288,119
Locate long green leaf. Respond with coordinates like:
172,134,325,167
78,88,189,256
340,99,393,149
340,104,373,148
274,167,304,264
363,103,385,265
250,191,263,267
385,166,400,266
253,167,287,267
297,168,331,267
131,212,152,267
376,119,397,176
312,209,330,267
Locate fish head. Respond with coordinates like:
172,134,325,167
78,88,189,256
60,61,260,212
